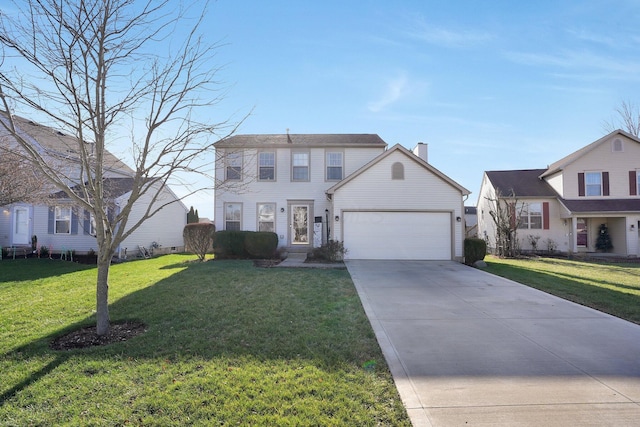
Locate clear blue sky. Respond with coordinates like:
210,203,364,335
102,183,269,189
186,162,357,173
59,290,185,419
184,0,640,218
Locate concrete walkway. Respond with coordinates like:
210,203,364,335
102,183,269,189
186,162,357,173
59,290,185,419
346,260,640,427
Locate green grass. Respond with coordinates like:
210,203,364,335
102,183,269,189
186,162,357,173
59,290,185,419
484,255,640,324
0,255,410,426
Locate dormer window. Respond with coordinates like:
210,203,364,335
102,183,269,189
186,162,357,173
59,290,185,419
391,162,404,180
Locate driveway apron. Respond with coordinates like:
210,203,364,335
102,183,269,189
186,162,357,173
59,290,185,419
346,260,640,427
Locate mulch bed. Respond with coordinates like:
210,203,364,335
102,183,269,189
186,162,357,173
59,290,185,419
50,321,147,351
253,259,282,268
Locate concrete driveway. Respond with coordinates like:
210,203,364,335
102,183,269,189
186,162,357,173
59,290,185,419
346,260,640,427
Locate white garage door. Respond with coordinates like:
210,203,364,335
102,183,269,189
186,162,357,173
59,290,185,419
343,211,451,260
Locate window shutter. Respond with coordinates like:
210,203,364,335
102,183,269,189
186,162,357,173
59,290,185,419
630,171,637,196
83,210,91,235
48,207,54,234
602,172,610,196
578,173,585,196
71,210,79,234
542,202,549,230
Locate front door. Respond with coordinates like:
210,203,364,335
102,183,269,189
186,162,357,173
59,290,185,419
291,204,310,245
13,206,29,245
577,218,587,247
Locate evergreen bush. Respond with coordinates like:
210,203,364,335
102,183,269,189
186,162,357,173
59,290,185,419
464,238,487,266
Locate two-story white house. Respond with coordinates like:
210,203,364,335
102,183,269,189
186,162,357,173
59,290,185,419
477,130,640,257
214,134,470,261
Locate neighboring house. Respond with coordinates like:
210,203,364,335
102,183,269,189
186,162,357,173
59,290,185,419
214,134,470,261
477,130,640,257
464,206,478,238
0,114,187,256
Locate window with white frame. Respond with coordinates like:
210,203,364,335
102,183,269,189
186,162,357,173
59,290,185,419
326,152,343,180
225,203,242,231
518,202,542,229
258,152,275,181
55,206,71,234
226,152,242,181
292,152,309,181
257,203,275,232
586,172,602,196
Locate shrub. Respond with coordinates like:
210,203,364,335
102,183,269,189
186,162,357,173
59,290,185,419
183,222,216,261
245,232,278,258
39,245,50,258
464,238,486,266
310,240,347,262
213,231,278,259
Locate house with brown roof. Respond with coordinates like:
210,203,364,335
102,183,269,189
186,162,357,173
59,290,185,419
214,134,470,260
0,114,187,257
477,130,640,257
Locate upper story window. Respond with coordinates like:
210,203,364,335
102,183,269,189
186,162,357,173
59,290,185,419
326,152,343,180
392,162,404,180
518,202,542,229
225,203,242,231
258,152,275,181
55,206,71,234
225,152,242,181
292,152,309,181
612,138,624,152
585,172,602,196
257,203,275,232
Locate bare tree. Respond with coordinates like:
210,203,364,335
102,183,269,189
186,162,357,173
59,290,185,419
603,100,640,137
0,0,238,335
183,222,215,261
484,189,524,257
0,143,52,206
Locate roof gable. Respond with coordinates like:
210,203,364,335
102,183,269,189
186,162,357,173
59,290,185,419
540,129,640,178
214,133,388,148
327,144,470,195
485,169,557,198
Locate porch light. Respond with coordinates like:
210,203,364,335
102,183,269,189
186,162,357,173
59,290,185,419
280,207,285,213
335,215,340,222
631,224,635,231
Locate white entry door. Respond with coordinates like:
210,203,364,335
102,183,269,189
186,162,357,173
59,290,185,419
291,204,310,245
13,206,29,245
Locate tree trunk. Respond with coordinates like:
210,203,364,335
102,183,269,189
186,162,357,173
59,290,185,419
96,254,111,336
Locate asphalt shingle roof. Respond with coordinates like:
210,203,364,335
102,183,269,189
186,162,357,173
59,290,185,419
485,169,557,198
215,133,388,148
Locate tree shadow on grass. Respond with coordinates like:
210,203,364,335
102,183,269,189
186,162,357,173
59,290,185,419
0,258,93,283
1,259,378,405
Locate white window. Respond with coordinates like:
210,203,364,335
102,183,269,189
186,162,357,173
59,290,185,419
326,152,343,180
257,203,275,232
226,152,242,181
586,172,602,196
55,206,71,234
518,203,542,230
258,152,275,181
292,152,309,181
225,203,242,231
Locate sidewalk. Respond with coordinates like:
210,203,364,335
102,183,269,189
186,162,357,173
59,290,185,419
276,253,345,269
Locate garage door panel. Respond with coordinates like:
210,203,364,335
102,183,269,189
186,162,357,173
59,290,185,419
343,211,451,260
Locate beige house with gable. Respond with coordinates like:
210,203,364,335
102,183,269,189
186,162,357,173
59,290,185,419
477,130,640,256
214,134,470,260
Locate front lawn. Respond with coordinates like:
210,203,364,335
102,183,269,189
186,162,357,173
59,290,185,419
484,255,640,324
0,255,410,426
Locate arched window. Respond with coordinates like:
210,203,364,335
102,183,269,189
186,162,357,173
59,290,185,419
392,162,404,180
